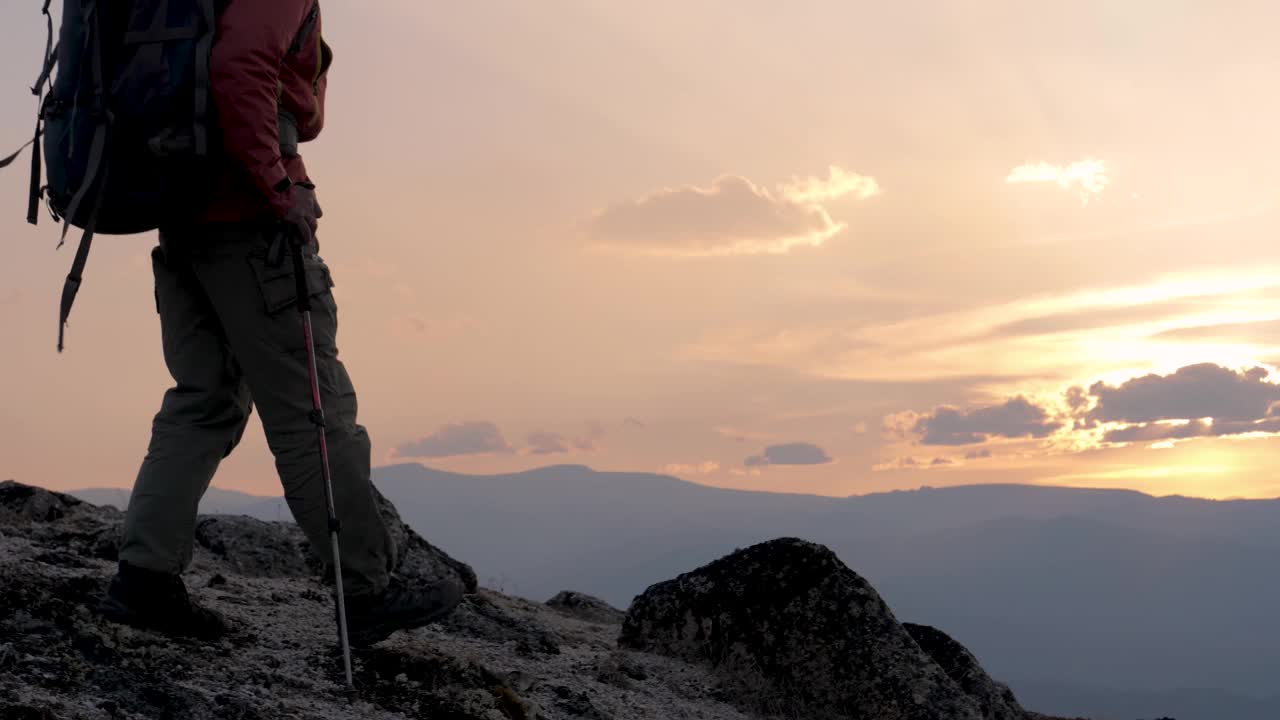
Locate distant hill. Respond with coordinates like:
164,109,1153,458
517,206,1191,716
72,463,1280,720
69,486,290,518
1011,680,1280,720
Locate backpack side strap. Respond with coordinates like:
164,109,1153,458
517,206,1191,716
0,137,37,170
56,0,110,352
26,0,58,225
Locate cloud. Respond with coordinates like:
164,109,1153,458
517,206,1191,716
393,421,513,458
1153,319,1280,343
1006,158,1110,204
744,442,833,467
573,420,605,451
524,422,605,455
623,417,645,428
583,166,877,257
886,364,1280,455
1089,363,1280,424
662,461,721,476
525,431,570,455
1103,417,1280,443
714,425,775,443
870,455,963,470
908,397,1062,446
778,165,880,204
984,300,1201,339
1065,386,1090,414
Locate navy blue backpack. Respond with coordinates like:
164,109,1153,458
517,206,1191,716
1,0,319,351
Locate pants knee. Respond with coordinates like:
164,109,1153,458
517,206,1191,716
267,422,368,465
152,386,252,451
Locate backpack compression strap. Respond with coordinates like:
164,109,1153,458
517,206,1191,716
0,138,37,170
56,0,109,353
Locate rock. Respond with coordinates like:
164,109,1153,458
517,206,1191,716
904,623,1026,720
88,525,122,561
492,686,531,720
619,537,1006,720
356,646,505,719
0,703,63,720
546,591,624,624
0,480,84,523
594,651,648,689
443,591,562,657
189,488,477,595
0,480,477,596
0,643,17,670
551,685,609,719
0,481,1073,720
373,486,478,594
0,481,123,562
195,516,313,578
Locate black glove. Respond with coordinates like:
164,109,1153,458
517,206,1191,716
279,182,323,249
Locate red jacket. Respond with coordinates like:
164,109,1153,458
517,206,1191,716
202,0,330,223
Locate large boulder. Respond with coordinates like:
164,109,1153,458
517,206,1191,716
194,515,314,577
619,537,1025,720
0,479,475,594
0,480,122,561
195,487,477,593
374,486,478,594
0,480,93,524
904,623,1025,720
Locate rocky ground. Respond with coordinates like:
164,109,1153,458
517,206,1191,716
0,479,1083,720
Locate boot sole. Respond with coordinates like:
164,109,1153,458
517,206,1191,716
95,593,228,641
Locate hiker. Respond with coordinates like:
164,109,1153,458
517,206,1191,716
72,1,464,644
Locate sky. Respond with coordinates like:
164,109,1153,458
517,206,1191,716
3,0,1280,500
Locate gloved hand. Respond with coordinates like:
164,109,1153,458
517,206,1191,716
278,182,323,249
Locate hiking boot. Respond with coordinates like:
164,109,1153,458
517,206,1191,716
96,561,230,640
343,577,463,648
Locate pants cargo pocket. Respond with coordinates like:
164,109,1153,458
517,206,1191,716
246,242,339,359
246,247,336,316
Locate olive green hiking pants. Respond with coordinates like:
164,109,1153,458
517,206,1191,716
119,222,394,595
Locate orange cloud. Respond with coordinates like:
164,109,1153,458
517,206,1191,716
583,166,877,257
661,461,721,476
392,421,514,458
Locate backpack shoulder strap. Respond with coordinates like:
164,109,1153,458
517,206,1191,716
193,0,216,155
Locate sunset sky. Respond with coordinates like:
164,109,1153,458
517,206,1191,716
3,0,1280,500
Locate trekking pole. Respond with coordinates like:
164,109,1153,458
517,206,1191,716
290,233,355,691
